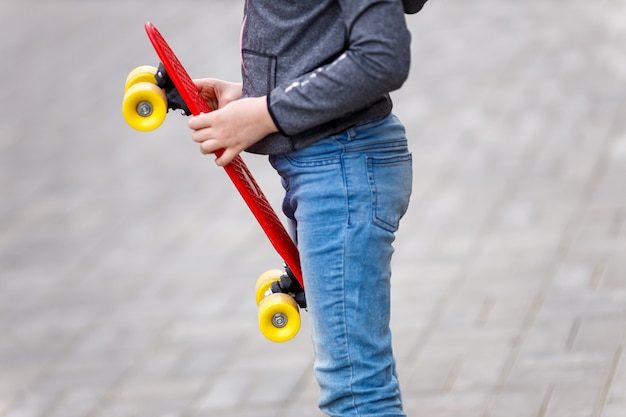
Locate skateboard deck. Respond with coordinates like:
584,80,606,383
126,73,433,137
145,22,302,287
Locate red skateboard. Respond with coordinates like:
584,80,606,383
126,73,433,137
122,22,305,342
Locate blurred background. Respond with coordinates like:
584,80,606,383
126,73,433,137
1,1,625,416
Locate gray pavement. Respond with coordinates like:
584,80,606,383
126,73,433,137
1,1,625,416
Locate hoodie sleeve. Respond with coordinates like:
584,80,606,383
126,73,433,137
266,0,412,136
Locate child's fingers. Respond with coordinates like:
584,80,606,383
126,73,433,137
188,112,210,132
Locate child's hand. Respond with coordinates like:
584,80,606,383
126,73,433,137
193,78,243,111
188,96,278,166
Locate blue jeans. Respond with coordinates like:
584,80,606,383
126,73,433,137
269,114,412,417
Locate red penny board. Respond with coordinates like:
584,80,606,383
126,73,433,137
145,22,303,288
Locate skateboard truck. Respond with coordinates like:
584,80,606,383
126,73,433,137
155,63,191,116
256,267,306,309
270,267,306,309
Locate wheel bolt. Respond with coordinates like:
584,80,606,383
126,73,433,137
137,101,153,117
272,313,288,328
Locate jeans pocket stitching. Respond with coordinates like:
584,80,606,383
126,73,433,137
367,154,413,232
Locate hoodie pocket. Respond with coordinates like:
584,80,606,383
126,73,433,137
242,49,277,97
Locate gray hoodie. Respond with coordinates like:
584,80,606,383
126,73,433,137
241,0,412,155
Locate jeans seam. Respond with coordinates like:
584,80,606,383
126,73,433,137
342,225,357,415
340,152,361,417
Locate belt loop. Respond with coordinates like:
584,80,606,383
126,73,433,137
346,126,356,141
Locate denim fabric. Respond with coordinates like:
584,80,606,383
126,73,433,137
269,114,412,417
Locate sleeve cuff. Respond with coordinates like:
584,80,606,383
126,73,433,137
266,93,288,136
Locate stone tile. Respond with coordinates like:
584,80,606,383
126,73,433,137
1,1,625,417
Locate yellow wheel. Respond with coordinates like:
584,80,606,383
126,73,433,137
122,82,167,131
124,65,158,91
258,293,300,342
255,269,284,305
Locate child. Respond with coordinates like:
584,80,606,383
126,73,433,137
189,1,425,415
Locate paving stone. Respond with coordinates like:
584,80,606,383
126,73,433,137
1,0,625,416
486,387,549,417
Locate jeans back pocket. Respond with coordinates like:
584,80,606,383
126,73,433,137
366,153,413,232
